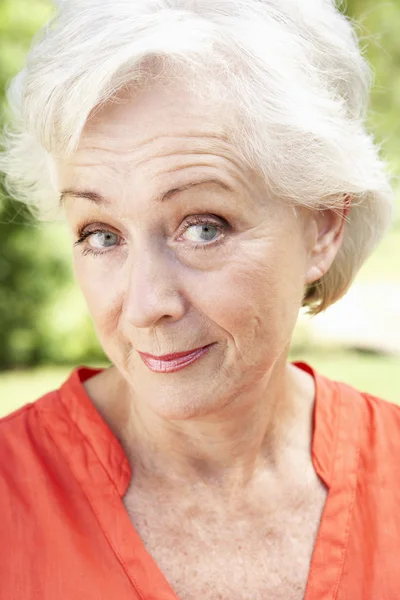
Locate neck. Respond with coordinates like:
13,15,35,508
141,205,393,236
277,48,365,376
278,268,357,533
93,355,316,490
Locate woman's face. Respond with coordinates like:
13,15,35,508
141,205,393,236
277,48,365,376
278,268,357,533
60,83,318,419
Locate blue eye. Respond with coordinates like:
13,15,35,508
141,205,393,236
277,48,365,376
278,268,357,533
183,223,221,243
87,230,119,249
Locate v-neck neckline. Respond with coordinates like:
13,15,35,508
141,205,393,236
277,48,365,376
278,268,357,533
38,362,362,600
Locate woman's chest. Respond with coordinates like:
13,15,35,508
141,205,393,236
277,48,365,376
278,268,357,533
123,482,327,600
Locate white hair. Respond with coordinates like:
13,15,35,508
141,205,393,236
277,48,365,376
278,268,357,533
0,0,394,313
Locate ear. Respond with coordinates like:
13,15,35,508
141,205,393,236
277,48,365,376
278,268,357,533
304,199,351,285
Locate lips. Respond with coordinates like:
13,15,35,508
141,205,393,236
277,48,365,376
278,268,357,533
139,345,211,361
138,344,215,373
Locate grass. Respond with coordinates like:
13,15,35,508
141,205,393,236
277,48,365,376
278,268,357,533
0,350,398,419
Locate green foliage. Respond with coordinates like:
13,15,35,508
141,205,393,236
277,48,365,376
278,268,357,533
0,0,399,368
0,0,106,367
0,0,55,366
0,203,62,366
344,0,400,210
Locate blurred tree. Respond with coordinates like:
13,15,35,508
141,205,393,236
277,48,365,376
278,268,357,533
0,0,105,367
0,0,62,367
345,0,400,185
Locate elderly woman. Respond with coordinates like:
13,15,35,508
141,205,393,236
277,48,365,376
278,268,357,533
0,0,398,598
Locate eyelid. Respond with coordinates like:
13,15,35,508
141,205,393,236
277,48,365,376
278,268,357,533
179,214,223,231
76,221,120,237
182,214,222,226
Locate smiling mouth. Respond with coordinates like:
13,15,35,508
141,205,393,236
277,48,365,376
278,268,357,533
137,343,215,373
138,344,213,361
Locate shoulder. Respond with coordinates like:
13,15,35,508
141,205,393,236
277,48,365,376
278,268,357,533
358,388,400,450
360,388,400,419
303,359,400,484
0,365,102,442
334,378,400,463
0,366,104,487
307,357,400,438
0,385,61,429
0,389,61,477
0,390,51,436
298,359,400,442
338,380,400,432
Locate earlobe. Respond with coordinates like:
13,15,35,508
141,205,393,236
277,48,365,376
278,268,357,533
305,264,324,286
304,201,350,286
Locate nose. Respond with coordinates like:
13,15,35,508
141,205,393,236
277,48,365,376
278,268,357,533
122,246,187,329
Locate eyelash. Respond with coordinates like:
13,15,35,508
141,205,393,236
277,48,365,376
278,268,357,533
74,215,228,257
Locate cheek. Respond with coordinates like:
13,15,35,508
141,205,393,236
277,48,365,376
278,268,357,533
202,244,305,353
73,254,123,324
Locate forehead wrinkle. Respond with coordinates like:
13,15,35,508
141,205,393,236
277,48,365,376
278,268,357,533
77,126,245,171
159,162,250,195
133,133,237,164
130,143,250,189
71,127,262,209
74,146,250,189
78,131,230,158
133,146,245,171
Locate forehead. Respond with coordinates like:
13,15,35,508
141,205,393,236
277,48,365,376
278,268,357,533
58,82,301,235
60,82,261,203
78,83,233,157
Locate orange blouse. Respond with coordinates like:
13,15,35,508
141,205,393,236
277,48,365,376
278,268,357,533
1,363,399,599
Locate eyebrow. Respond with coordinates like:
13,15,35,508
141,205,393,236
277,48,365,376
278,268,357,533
59,179,232,206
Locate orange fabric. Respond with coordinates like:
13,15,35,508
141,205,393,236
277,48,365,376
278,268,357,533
0,363,399,599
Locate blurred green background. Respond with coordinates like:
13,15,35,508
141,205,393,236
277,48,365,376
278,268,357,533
0,0,399,417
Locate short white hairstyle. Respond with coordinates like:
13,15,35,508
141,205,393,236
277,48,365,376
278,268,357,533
0,0,394,313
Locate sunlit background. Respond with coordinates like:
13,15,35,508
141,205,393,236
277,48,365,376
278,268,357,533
0,0,399,416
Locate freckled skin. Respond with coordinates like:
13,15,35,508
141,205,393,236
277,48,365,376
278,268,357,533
59,82,346,600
